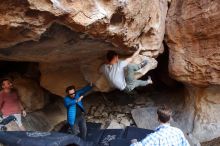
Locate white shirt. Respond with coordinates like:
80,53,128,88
100,60,128,90
130,123,190,146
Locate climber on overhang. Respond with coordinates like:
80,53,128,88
64,83,93,140
100,46,152,93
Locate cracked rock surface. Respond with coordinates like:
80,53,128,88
0,0,167,94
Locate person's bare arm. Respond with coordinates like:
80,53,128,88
19,101,26,117
125,47,141,64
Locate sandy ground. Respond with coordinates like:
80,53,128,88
201,137,220,146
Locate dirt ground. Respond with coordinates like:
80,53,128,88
202,137,220,146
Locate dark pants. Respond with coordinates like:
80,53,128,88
69,115,87,140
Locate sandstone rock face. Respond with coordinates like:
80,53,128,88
39,62,88,96
166,0,220,86
13,75,47,111
166,0,220,142
0,0,54,49
131,106,194,134
131,107,159,129
0,0,168,60
187,85,220,142
0,0,168,94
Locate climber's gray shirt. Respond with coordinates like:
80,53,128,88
100,60,128,90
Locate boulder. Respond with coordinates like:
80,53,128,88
13,75,47,111
107,120,124,129
166,0,220,142
131,107,159,130
166,0,220,86
0,0,168,94
188,85,220,142
39,62,88,96
22,97,66,131
120,117,131,127
0,0,168,57
131,105,194,141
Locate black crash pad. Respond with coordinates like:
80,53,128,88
85,124,154,146
86,122,103,144
98,129,124,146
109,139,130,146
0,131,93,146
108,127,154,146
87,129,104,145
123,126,154,141
87,122,102,130
0,123,154,146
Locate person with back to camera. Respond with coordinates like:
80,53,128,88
130,105,190,146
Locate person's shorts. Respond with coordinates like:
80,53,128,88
3,114,23,127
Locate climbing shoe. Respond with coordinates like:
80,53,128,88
146,76,153,85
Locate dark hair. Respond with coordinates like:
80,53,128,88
106,50,118,62
157,105,172,123
65,85,75,94
1,78,12,86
